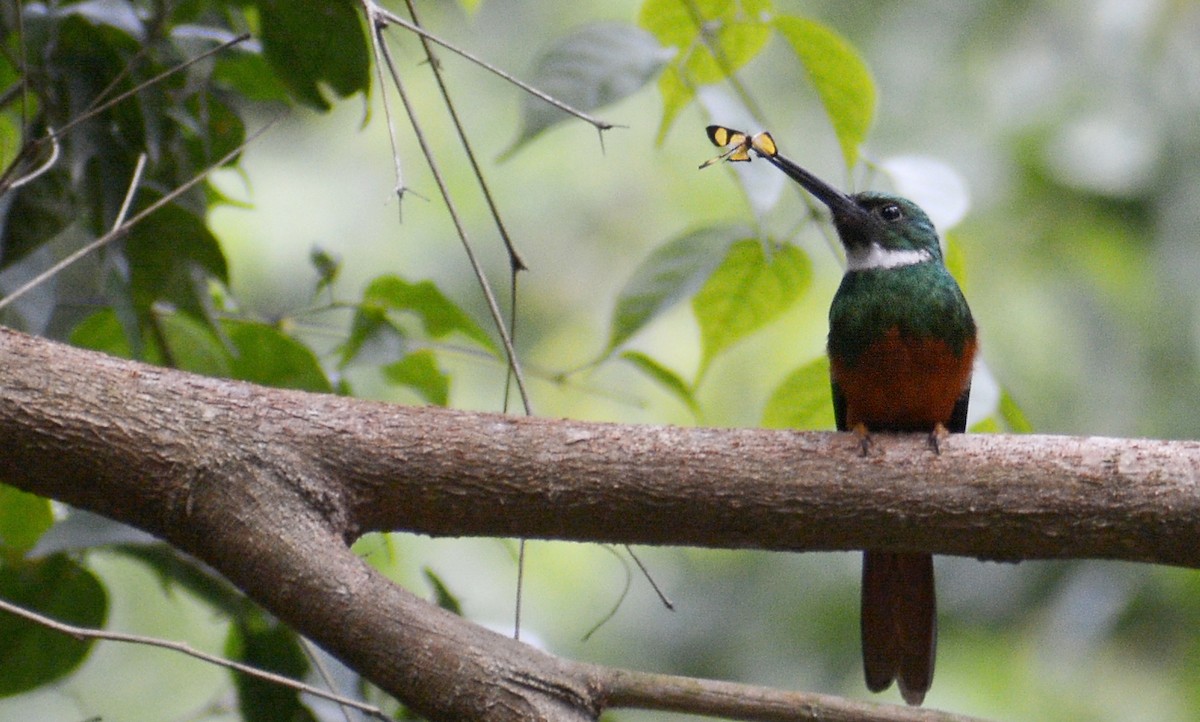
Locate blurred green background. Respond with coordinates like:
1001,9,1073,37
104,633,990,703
5,0,1200,720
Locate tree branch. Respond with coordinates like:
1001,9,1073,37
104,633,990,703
2,326,1197,720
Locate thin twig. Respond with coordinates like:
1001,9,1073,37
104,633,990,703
625,546,674,611
0,596,387,719
581,545,633,642
365,1,612,133
372,25,534,415
399,0,526,273
111,153,148,231
364,5,414,216
300,637,356,722
0,117,278,313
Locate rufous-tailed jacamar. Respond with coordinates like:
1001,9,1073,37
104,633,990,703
702,126,977,706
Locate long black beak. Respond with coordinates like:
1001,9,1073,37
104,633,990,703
759,152,865,221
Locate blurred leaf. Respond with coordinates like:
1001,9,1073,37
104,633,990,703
70,309,156,361
621,351,700,417
639,0,772,142
692,240,811,380
0,486,54,558
361,275,497,354
124,198,228,325
505,22,667,157
999,389,1033,433
0,170,76,269
423,568,463,616
255,0,370,110
227,613,317,722
178,91,247,170
606,224,747,353
71,308,235,378
0,555,108,697
114,544,249,621
223,319,333,392
56,0,145,37
28,510,156,558
161,311,234,377
773,15,875,168
212,41,291,104
309,246,341,296
943,230,969,291
340,306,394,367
382,350,450,406
761,356,834,430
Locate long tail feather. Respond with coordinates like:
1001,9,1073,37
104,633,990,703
861,551,936,706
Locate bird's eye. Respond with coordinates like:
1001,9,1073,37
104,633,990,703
879,204,903,221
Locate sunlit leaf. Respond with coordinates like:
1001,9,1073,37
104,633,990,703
505,22,668,156
0,485,54,558
362,275,497,355
383,350,450,406
255,0,370,110
607,224,747,353
773,15,875,168
639,0,772,142
999,389,1033,433
692,239,811,379
761,356,834,430
621,350,700,417
0,555,108,697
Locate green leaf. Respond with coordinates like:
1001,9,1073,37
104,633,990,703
773,15,876,168
227,613,317,722
692,240,811,379
161,312,233,378
639,0,772,142
423,568,463,616
0,555,108,697
255,0,370,110
607,224,747,353
999,389,1033,433
124,198,229,324
761,356,834,430
361,275,497,354
70,309,154,361
0,170,76,269
382,350,450,406
0,485,54,558
223,319,333,392
943,230,969,291
505,22,668,157
621,351,700,417
113,544,248,619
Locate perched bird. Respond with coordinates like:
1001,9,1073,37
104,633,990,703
702,127,978,705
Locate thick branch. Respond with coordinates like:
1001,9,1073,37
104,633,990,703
2,327,1197,721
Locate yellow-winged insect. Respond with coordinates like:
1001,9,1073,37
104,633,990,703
698,125,777,169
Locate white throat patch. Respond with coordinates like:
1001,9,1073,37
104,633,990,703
845,243,933,272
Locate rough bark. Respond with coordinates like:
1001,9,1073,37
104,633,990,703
2,326,1198,721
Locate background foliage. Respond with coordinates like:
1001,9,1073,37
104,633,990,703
3,1,1200,721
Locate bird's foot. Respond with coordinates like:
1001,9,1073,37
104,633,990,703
927,423,950,455
852,423,873,456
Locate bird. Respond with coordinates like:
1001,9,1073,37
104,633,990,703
702,127,978,705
